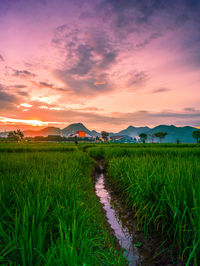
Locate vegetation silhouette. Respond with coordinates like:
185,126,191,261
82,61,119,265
154,132,168,143
192,130,200,143
139,133,147,143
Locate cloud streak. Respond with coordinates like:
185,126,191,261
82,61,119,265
151,88,170,94
12,69,36,78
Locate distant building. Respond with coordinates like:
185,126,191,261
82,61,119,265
110,135,134,143
0,131,9,138
67,131,94,141
77,131,86,137
110,135,124,141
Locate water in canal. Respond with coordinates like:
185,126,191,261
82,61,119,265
95,172,148,265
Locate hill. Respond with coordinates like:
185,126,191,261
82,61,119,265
90,130,101,137
117,125,150,138
62,123,92,136
148,125,196,143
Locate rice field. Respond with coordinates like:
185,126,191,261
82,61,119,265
1,142,200,265
0,145,125,265
89,146,200,265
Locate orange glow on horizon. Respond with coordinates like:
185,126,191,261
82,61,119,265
0,117,59,127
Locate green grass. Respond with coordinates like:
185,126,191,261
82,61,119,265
1,142,200,265
89,146,200,264
0,142,76,152
0,148,126,265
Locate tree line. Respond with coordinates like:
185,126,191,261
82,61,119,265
139,132,167,143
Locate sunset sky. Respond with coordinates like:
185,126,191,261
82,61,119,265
0,0,200,132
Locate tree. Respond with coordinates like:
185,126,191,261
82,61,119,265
101,131,109,142
176,138,180,144
16,129,24,140
192,130,200,143
154,132,168,143
8,131,18,141
139,133,147,144
7,129,24,142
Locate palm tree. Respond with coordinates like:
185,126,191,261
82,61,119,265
7,129,24,141
17,129,24,140
8,131,19,141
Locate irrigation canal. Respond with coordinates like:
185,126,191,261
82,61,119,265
95,165,153,265
94,163,182,266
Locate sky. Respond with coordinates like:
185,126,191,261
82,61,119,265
0,0,200,132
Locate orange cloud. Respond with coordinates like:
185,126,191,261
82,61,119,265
94,81,106,86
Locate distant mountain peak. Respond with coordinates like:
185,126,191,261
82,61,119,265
70,122,84,126
118,125,150,137
127,125,135,129
62,122,91,136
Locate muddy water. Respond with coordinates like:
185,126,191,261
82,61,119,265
95,170,153,266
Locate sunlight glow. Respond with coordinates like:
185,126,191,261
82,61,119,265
0,117,59,127
20,103,33,108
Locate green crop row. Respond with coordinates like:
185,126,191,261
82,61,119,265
0,142,77,152
0,142,199,153
89,146,200,265
0,150,125,265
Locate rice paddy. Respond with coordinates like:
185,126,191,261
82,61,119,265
89,145,200,265
0,142,200,265
0,145,125,265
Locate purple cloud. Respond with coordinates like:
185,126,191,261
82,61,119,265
0,54,4,62
0,84,20,109
151,88,170,94
12,69,36,78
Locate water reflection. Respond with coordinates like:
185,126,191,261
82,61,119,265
95,173,144,265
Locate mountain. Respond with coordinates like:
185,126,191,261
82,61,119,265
117,125,150,137
90,130,101,137
62,123,92,136
23,123,98,137
24,127,61,137
116,124,197,143
148,125,196,143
